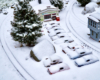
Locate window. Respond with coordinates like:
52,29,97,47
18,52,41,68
91,20,92,26
92,30,94,35
86,59,90,62
60,67,64,70
96,33,98,38
44,14,51,19
93,22,94,27
94,23,96,28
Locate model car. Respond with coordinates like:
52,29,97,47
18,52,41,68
48,63,70,74
75,54,99,67
43,55,63,67
3,10,8,15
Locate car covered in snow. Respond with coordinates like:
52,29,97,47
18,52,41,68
48,63,70,74
54,36,74,44
43,55,63,67
62,47,92,59
55,29,66,35
75,54,99,67
3,9,8,15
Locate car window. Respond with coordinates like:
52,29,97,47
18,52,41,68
60,67,64,70
86,59,90,62
80,52,85,54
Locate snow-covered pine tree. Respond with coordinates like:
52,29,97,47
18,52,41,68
11,0,42,47
77,0,91,6
50,0,63,10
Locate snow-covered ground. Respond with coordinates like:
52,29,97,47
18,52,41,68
0,8,24,80
67,0,100,52
0,0,100,80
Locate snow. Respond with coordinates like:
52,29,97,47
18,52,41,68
67,42,77,49
48,63,70,74
51,35,59,40
88,15,99,22
32,40,55,60
50,54,63,63
60,43,68,49
82,2,98,14
43,58,51,67
1,0,100,80
48,65,59,73
33,4,56,14
89,12,100,22
67,50,79,59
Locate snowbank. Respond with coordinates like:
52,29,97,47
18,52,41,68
32,40,55,60
82,2,98,14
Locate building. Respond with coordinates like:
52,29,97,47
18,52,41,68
88,12,100,41
33,4,59,22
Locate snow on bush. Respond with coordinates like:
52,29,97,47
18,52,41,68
32,40,55,60
82,2,99,14
91,0,100,3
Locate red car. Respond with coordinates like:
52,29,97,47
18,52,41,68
48,63,70,75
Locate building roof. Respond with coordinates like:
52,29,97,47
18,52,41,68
88,12,100,22
33,4,59,14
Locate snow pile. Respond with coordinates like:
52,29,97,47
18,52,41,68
82,2,98,14
88,12,100,22
32,40,55,60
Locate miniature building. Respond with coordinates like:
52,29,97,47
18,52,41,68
88,12,100,41
33,4,59,22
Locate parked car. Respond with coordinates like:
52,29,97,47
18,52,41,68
57,33,70,38
62,47,92,59
75,54,99,67
43,55,63,67
67,42,77,49
76,48,92,55
48,63,70,74
51,35,59,41
3,10,8,15
55,30,65,35
50,55,63,65
54,36,74,44
0,8,2,13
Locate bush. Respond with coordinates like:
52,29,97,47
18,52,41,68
50,0,64,10
30,50,40,62
77,0,91,6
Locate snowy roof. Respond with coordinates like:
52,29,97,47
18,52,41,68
88,12,100,22
33,4,58,14
32,40,55,60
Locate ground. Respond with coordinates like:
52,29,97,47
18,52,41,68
0,0,100,80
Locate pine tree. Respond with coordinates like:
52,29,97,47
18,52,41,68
77,0,91,6
50,0,63,10
11,0,42,47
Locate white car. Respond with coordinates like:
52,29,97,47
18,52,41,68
67,42,77,49
75,54,99,67
51,35,59,41
62,47,92,59
43,55,63,67
54,37,74,44
48,63,70,74
55,30,66,35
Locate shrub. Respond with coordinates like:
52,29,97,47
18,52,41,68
77,0,91,6
30,50,40,62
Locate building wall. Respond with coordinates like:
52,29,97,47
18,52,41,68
88,18,100,41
